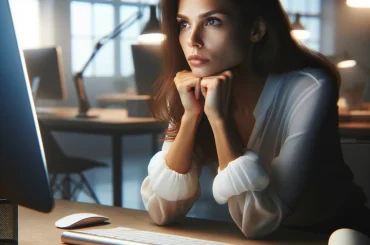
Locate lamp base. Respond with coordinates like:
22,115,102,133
75,112,98,119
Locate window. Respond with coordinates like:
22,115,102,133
9,0,40,49
70,0,152,77
280,0,322,51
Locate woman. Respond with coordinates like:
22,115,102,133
141,0,370,239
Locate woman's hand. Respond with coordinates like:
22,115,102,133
174,70,204,119
200,70,233,122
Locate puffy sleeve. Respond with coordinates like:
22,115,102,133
213,72,335,238
141,139,203,225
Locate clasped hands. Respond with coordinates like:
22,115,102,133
174,70,234,123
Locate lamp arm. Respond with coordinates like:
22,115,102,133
73,10,143,118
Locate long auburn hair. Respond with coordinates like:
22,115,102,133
150,0,341,164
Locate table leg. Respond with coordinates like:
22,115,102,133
112,135,122,207
62,174,71,200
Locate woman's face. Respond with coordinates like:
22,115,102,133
177,0,247,77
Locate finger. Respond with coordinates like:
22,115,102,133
175,77,199,90
174,70,196,83
201,83,207,98
222,70,233,80
200,79,209,98
201,76,223,99
195,80,201,100
184,78,201,93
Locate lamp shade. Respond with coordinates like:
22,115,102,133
291,13,310,41
336,52,357,69
346,0,370,8
138,5,165,45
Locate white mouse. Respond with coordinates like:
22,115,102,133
55,213,110,229
329,228,370,245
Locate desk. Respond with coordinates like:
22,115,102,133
97,93,151,108
96,93,152,117
339,122,370,142
38,107,167,207
18,200,329,245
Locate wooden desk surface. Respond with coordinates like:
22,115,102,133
97,93,151,101
19,200,328,245
37,107,167,134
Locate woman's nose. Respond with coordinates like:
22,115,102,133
187,27,203,49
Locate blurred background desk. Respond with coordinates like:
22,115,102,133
38,107,167,207
97,93,151,107
339,108,370,142
339,122,370,142
97,93,152,117
19,200,329,245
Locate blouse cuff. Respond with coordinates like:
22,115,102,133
148,150,200,201
213,150,270,204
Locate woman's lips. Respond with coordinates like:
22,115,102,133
189,59,209,66
187,55,210,67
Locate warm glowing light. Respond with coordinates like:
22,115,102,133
337,97,349,110
9,0,40,49
346,0,370,8
138,33,166,45
291,30,310,41
337,60,357,68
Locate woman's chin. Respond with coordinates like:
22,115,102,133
190,67,222,78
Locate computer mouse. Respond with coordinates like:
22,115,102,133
329,228,370,245
55,213,110,229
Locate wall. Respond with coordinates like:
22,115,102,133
335,0,370,103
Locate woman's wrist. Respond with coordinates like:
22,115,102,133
209,117,244,170
208,116,226,130
182,111,202,126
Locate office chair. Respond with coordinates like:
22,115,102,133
38,120,108,204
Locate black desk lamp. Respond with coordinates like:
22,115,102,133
74,4,162,118
290,13,310,41
138,5,164,44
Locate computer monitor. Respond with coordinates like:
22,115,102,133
22,46,66,101
131,44,162,95
0,0,54,243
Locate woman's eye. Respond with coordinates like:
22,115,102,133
206,18,221,26
179,21,190,29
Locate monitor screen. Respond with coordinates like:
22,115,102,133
131,44,162,95
23,46,66,101
0,0,54,213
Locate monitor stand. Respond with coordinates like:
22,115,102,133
75,112,98,119
0,199,17,245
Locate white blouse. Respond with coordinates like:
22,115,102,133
141,67,364,238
